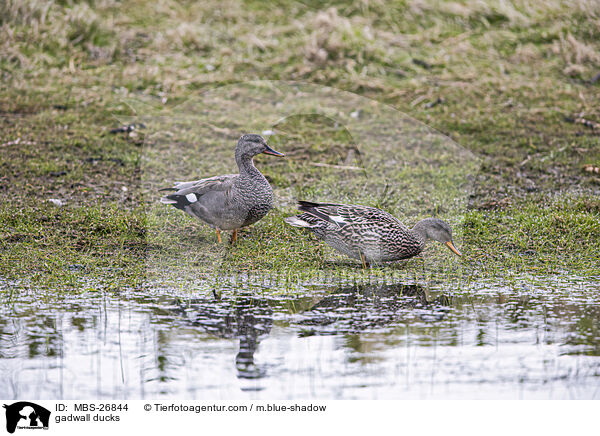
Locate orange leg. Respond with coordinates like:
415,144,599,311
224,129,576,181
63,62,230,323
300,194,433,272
230,229,238,244
360,252,369,270
216,229,222,243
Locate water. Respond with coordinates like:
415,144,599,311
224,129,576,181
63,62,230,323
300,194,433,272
1,276,599,399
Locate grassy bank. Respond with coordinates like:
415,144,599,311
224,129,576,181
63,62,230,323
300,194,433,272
1,0,599,291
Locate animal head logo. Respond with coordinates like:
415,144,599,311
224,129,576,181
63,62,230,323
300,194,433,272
3,402,50,434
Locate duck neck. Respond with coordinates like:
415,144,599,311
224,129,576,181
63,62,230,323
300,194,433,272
235,155,264,185
411,219,430,244
236,153,261,178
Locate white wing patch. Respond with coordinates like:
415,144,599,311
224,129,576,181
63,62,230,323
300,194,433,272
284,216,311,228
329,215,346,226
185,193,197,203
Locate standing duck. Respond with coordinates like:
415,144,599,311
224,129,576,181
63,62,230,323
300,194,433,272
160,134,284,243
285,201,461,267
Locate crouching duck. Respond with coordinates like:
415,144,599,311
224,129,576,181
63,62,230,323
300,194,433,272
285,200,461,268
160,134,284,244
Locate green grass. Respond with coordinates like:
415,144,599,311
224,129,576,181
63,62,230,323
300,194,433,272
1,0,599,292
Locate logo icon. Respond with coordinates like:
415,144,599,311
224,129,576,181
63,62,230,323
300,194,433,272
3,402,50,434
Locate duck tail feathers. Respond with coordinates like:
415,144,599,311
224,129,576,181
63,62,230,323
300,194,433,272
297,200,346,228
297,200,321,209
284,216,312,228
298,200,342,210
160,194,194,210
159,196,178,204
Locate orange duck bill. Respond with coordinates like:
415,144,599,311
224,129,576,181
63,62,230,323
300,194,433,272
263,144,285,157
445,240,462,256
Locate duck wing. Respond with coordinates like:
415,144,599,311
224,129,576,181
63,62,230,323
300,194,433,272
297,201,405,230
160,174,237,210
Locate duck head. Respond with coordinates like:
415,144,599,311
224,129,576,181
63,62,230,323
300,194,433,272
412,218,462,256
236,134,284,160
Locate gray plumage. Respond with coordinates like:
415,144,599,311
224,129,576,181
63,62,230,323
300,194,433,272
285,200,461,264
160,134,284,235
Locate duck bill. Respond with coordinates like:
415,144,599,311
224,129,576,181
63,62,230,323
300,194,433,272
445,240,462,257
263,144,285,157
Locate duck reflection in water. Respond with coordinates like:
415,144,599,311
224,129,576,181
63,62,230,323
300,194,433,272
296,283,452,334
171,295,273,380
169,283,450,380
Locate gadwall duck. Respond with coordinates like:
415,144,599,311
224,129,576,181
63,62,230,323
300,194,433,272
160,134,284,243
285,201,461,267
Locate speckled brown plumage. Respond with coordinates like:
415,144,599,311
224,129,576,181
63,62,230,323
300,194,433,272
285,200,461,264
